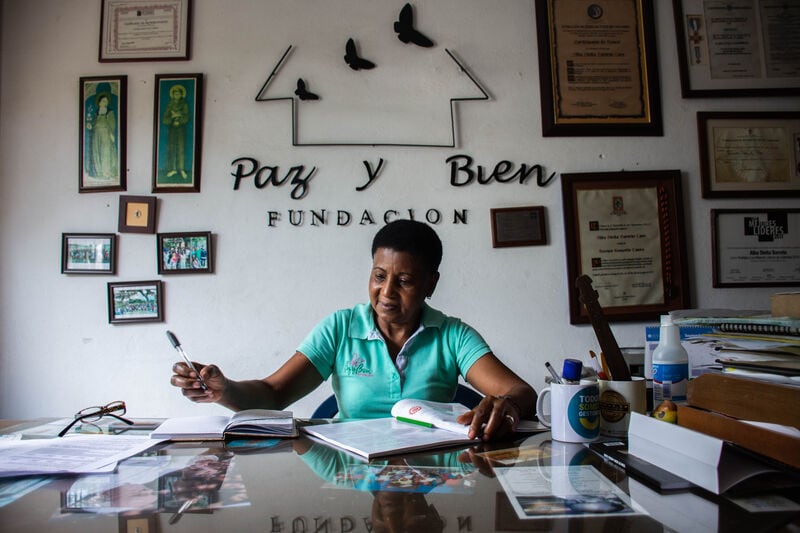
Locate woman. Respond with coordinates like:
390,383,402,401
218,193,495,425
171,220,537,441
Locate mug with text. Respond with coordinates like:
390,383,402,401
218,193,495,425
536,381,600,443
598,377,646,438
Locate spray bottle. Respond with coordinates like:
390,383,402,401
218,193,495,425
652,314,689,403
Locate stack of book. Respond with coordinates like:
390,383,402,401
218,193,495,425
667,306,800,383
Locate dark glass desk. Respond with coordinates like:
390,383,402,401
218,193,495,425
1,423,798,532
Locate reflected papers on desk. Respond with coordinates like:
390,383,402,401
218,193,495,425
0,435,164,478
324,463,477,494
495,465,641,520
62,447,250,516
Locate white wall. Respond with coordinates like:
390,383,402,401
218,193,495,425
0,0,797,419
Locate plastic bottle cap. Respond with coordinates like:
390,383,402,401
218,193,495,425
562,358,583,382
661,314,674,326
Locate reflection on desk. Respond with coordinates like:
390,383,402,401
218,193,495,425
0,426,798,532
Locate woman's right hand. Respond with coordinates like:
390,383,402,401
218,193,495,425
170,361,226,403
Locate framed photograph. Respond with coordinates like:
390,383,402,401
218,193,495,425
152,73,203,193
673,0,800,97
157,231,212,274
108,280,163,324
79,76,127,193
711,209,800,288
490,207,547,248
99,0,192,62
61,233,117,274
561,170,689,324
698,111,800,198
118,195,157,234
534,0,662,136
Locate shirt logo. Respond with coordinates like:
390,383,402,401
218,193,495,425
344,353,372,377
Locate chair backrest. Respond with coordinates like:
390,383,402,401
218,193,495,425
310,384,483,418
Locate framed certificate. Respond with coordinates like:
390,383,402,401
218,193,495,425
673,0,800,97
711,209,800,288
99,0,192,62
698,111,800,198
535,0,662,136
490,206,547,248
561,170,689,323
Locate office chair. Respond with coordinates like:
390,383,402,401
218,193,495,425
311,384,484,418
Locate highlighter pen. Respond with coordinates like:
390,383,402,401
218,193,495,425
395,416,434,428
544,361,562,384
166,330,208,391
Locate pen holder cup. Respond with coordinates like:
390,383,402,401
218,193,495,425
598,377,646,438
535,381,600,443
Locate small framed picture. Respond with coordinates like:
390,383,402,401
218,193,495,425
108,280,163,324
157,231,213,274
118,195,157,234
61,233,117,274
152,73,203,193
490,207,547,248
79,76,127,193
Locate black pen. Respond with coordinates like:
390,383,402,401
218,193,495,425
166,330,208,391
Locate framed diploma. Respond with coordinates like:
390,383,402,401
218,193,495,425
99,0,192,62
490,206,547,248
535,0,662,136
711,209,800,288
698,111,800,198
561,170,689,324
673,0,800,97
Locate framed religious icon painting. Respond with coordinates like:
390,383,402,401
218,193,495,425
535,0,662,136
99,0,192,62
79,76,127,193
118,195,157,234
673,0,800,97
108,280,163,324
561,170,689,324
152,73,203,193
698,111,800,198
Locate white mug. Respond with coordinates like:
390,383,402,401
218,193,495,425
536,381,600,443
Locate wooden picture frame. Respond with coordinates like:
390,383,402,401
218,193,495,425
152,73,203,193
79,76,127,193
711,208,800,288
61,233,117,274
561,170,689,324
118,195,157,234
698,111,800,198
672,0,800,98
108,280,163,324
157,231,213,274
535,0,662,136
99,0,192,62
490,207,547,248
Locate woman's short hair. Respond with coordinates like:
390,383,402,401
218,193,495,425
371,220,442,272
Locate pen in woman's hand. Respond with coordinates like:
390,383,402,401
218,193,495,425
166,330,208,391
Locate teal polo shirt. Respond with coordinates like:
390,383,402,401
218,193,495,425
298,303,490,419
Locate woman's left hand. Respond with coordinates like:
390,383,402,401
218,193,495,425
456,395,520,441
